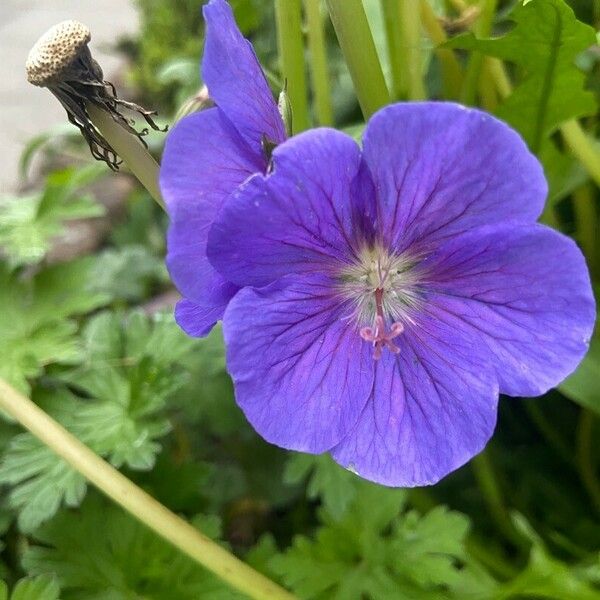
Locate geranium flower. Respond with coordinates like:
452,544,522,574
160,0,285,336
203,102,595,486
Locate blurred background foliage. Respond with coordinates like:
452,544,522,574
0,0,599,598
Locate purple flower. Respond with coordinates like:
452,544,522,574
201,102,595,487
160,0,285,336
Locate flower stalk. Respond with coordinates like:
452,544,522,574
86,103,165,209
398,0,426,100
419,0,463,99
304,0,334,125
326,0,390,118
274,0,310,133
0,377,295,600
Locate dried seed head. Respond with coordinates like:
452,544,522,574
26,20,166,170
26,20,91,87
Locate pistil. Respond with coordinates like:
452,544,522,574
359,288,404,360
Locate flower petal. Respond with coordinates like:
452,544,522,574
160,108,258,324
175,299,228,338
222,275,374,453
424,223,595,396
202,0,286,154
362,102,547,253
332,307,498,487
208,128,368,287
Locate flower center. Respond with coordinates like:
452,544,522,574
338,245,422,360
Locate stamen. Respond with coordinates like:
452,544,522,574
359,289,405,360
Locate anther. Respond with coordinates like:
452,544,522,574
360,315,404,360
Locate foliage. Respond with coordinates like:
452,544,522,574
0,166,104,268
0,0,598,599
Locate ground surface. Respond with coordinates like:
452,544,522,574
0,0,138,192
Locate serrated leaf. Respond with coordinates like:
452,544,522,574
10,576,61,600
89,245,168,302
271,486,497,600
0,166,104,268
0,259,108,395
23,495,244,600
0,312,195,530
447,0,597,151
284,454,358,519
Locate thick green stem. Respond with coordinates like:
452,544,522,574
0,378,295,600
576,409,600,515
461,0,499,105
573,184,599,276
561,120,600,189
87,103,164,210
381,0,405,100
274,0,310,133
419,0,463,99
399,0,426,100
326,0,390,118
304,0,334,125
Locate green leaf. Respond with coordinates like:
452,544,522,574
0,312,196,530
10,576,60,600
23,495,243,600
271,486,494,599
89,245,168,302
447,0,597,151
560,334,600,413
0,166,105,268
284,453,359,519
0,259,108,395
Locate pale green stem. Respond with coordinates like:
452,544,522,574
399,0,426,100
419,0,463,99
573,184,599,276
561,120,600,189
576,409,600,515
274,0,310,133
326,0,390,118
304,0,334,125
381,0,406,100
461,0,498,105
87,103,164,210
0,378,295,600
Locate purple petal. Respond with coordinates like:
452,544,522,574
362,102,547,253
222,275,374,453
332,306,498,487
202,0,286,154
160,108,258,324
208,128,368,287
175,299,227,338
424,223,595,396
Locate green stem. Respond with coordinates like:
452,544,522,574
274,0,310,133
561,120,600,189
461,0,499,105
304,0,334,125
0,378,295,600
573,184,599,277
381,0,405,100
419,0,463,99
87,103,165,210
471,450,525,548
399,0,426,100
326,0,390,118
576,409,600,515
